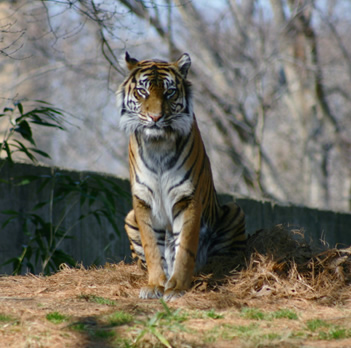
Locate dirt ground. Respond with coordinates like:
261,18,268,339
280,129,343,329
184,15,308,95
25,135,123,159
0,225,350,348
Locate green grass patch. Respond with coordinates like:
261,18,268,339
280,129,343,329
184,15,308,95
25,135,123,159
70,322,89,332
305,319,351,341
306,319,330,332
79,294,116,306
319,327,344,340
230,323,260,338
69,321,118,342
133,299,188,348
106,311,134,326
261,332,282,340
270,309,298,320
185,309,223,320
93,329,116,340
0,314,15,323
205,323,259,342
46,311,69,324
206,309,224,319
204,308,299,345
240,307,298,321
240,307,265,320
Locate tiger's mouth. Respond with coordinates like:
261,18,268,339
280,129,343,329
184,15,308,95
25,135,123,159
142,123,174,139
143,124,166,138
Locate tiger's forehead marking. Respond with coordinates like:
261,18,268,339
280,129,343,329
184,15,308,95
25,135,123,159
133,62,178,90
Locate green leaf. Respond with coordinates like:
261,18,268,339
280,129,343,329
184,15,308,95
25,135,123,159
3,141,13,163
14,120,35,145
29,148,51,159
17,102,23,115
29,213,47,227
134,329,147,345
14,175,40,186
33,99,52,105
160,298,172,316
12,245,31,275
12,140,37,163
151,328,172,348
1,210,20,215
1,216,19,229
33,201,49,211
92,211,102,226
51,249,76,267
30,119,64,130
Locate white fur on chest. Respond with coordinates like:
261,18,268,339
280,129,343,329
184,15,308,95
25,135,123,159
132,137,194,229
133,163,193,227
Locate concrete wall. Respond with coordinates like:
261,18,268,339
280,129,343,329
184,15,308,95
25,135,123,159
1,160,350,275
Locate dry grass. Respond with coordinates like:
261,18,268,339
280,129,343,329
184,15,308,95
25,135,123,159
186,225,351,309
0,225,350,347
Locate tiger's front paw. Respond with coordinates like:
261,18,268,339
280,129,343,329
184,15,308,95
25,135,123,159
163,289,185,302
163,278,187,301
139,285,164,299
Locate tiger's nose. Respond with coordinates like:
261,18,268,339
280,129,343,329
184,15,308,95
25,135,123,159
149,114,162,122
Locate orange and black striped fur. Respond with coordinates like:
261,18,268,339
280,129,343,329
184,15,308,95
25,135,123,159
116,52,245,301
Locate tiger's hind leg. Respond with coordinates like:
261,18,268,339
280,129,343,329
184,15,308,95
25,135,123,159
125,209,146,267
208,202,246,258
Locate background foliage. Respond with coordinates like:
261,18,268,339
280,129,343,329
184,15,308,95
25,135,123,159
0,102,125,274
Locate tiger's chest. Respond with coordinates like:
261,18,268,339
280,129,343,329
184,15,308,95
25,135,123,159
130,134,194,228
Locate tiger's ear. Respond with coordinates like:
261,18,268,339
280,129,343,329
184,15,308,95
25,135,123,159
125,52,139,71
175,53,191,78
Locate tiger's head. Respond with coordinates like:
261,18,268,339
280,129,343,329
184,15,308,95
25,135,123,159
116,52,193,140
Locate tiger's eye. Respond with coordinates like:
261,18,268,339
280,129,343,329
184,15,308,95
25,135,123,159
136,88,148,98
165,88,177,99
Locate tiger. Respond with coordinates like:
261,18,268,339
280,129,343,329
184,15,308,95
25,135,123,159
116,52,246,301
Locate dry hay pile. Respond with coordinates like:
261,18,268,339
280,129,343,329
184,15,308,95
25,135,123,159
190,224,351,308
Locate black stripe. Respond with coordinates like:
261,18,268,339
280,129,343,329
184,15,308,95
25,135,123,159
135,133,158,174
173,209,183,221
129,238,142,247
135,173,154,196
197,151,207,182
164,133,191,170
133,194,151,208
219,206,242,230
176,136,195,171
167,159,197,195
125,222,139,231
181,246,196,260
153,229,166,235
172,194,194,220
